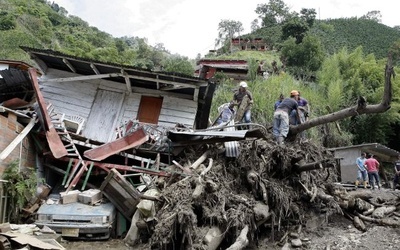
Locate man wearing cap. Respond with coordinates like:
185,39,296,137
232,81,253,125
273,90,301,144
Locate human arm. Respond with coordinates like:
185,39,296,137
247,91,254,104
296,108,301,124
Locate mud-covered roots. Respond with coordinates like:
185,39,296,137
148,139,340,249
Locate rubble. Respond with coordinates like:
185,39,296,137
1,53,400,250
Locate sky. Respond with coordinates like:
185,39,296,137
53,0,399,59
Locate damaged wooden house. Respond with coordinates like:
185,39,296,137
0,48,217,230
0,48,266,241
13,46,222,191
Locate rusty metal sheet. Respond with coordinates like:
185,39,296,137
84,127,148,161
2,97,29,108
45,127,68,158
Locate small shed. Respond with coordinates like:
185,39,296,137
329,143,400,183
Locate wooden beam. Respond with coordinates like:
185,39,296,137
39,73,122,83
122,69,132,93
62,58,76,73
0,117,36,160
193,87,199,102
84,127,149,161
90,63,100,74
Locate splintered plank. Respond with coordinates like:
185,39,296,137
29,68,68,158
84,127,148,161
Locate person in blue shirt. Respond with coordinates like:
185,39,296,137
274,94,284,110
355,152,368,188
216,102,235,125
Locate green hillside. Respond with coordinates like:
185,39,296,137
0,0,194,75
313,18,400,59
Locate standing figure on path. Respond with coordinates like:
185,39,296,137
365,154,381,190
355,152,368,188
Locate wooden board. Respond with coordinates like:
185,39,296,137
234,95,250,122
84,127,148,161
100,169,142,222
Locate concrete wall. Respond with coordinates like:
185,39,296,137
0,113,36,176
334,148,361,183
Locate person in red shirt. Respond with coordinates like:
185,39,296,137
365,154,380,189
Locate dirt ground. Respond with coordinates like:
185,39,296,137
61,188,400,250
61,219,400,250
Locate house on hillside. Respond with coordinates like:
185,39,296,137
194,59,266,82
231,38,268,52
330,143,399,184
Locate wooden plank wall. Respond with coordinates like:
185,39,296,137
39,69,98,120
40,69,198,138
121,92,197,128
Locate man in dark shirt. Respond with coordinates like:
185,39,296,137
232,81,253,124
273,90,301,144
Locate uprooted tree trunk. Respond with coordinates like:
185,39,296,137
290,55,394,136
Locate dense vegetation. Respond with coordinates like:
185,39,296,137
0,0,194,75
2,0,400,151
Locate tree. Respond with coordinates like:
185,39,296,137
281,16,309,43
360,11,382,23
162,55,194,76
280,35,324,79
300,8,317,27
251,19,260,32
215,19,244,51
255,0,290,27
290,56,395,138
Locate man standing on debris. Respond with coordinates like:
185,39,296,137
365,154,381,190
273,90,301,144
215,102,236,126
392,154,400,190
232,81,253,126
290,91,310,125
274,94,284,110
355,152,368,189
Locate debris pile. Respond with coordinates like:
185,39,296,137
122,139,343,249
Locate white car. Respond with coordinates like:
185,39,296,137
35,202,116,240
